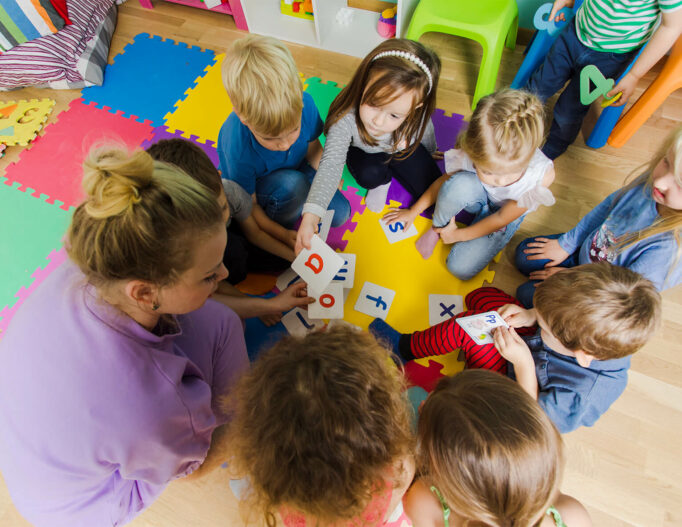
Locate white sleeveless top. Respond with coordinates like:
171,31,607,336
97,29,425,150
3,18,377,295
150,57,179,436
444,148,555,212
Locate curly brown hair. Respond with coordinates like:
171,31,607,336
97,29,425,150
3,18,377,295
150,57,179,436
224,326,414,526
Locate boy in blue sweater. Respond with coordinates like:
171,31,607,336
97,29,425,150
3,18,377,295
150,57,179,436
218,34,350,232
370,263,661,433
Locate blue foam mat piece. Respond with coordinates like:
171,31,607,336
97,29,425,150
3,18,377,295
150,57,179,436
243,293,288,362
81,33,215,126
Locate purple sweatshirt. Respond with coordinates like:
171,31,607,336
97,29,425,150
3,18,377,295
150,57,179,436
0,261,248,526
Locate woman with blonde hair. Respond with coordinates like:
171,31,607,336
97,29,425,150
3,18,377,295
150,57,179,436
0,146,248,526
516,125,682,306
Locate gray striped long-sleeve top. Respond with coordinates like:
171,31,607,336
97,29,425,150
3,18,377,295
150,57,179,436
301,110,437,219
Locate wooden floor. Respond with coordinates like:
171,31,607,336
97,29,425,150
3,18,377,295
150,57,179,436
1,2,682,526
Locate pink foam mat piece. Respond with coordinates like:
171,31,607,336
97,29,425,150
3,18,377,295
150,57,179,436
0,248,67,335
3,99,155,210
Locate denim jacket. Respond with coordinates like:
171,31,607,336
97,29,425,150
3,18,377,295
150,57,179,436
508,331,630,433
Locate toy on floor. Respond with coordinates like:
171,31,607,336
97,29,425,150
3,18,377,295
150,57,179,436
0,99,55,146
281,0,313,20
377,6,397,38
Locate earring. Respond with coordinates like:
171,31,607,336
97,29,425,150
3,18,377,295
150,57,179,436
152,302,160,311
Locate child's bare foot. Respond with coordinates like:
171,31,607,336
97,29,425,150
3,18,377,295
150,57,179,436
365,181,391,213
416,228,439,259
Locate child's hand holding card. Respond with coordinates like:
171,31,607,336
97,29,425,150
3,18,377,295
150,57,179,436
455,311,508,345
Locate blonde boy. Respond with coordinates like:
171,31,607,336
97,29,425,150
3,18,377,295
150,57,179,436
370,263,661,433
218,35,349,231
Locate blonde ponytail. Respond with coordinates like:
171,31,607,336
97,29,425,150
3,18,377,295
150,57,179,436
68,146,223,287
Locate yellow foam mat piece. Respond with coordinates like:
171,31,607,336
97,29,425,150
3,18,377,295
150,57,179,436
163,54,232,144
0,99,55,146
341,198,496,334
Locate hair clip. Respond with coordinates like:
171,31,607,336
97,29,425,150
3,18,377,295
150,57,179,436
371,50,433,93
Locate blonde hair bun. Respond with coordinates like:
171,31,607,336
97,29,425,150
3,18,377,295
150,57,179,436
81,148,154,220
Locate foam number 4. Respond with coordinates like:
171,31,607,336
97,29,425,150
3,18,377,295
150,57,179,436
580,65,615,105
533,3,572,35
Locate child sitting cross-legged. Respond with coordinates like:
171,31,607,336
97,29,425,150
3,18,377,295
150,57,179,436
147,139,313,326
223,326,415,526
406,370,591,527
370,263,661,433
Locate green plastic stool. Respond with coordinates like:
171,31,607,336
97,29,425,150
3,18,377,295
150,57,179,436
406,0,518,109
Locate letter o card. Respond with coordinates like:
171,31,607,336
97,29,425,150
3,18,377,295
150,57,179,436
354,282,396,320
292,235,344,296
308,283,344,319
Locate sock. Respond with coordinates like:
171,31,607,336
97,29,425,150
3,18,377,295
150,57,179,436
365,181,391,213
415,228,439,259
369,318,415,363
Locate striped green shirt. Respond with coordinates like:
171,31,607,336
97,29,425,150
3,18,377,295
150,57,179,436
576,0,682,52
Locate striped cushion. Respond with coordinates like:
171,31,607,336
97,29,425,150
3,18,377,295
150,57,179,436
0,0,67,52
0,0,117,90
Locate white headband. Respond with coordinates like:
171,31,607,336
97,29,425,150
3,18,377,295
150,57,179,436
371,50,433,93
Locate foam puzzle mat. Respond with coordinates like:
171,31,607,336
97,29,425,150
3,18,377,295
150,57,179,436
0,33,494,391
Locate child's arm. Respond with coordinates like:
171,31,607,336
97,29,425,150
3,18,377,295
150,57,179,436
493,326,538,400
238,214,296,262
250,199,297,249
435,200,527,244
306,138,324,170
403,478,446,527
607,9,682,106
213,281,313,324
382,173,448,230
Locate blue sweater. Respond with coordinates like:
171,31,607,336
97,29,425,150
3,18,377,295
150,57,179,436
509,332,630,433
558,183,682,290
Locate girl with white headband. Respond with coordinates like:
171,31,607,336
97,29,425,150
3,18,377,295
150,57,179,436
296,39,441,252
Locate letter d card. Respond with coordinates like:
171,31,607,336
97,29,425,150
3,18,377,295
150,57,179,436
291,234,344,296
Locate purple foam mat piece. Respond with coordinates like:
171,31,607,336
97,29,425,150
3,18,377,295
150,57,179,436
386,109,468,220
140,126,220,168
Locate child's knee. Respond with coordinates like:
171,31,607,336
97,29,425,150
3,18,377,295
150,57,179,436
446,255,482,282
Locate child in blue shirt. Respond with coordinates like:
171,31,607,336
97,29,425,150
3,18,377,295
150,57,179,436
218,34,350,230
370,263,661,433
527,0,682,159
515,125,682,306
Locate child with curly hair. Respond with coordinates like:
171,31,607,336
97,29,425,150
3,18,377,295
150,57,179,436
224,326,415,526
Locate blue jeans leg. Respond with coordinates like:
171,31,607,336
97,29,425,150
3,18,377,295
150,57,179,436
514,233,581,307
432,171,487,228
445,210,526,281
256,168,310,229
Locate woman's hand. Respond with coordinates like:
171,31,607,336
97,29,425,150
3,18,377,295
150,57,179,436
523,237,569,266
382,207,418,231
271,281,314,312
295,213,319,254
497,305,537,328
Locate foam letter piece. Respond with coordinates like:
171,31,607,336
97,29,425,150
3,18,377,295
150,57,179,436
332,253,356,289
309,283,345,319
291,234,344,296
533,3,571,35
580,65,614,105
428,294,464,326
354,282,396,320
380,218,419,244
317,209,334,242
282,307,322,337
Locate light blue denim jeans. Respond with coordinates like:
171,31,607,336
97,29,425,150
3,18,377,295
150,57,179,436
255,162,351,229
433,170,525,281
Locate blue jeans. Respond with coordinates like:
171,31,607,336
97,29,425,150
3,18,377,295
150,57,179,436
526,22,638,159
514,233,580,307
255,162,351,229
434,171,525,281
